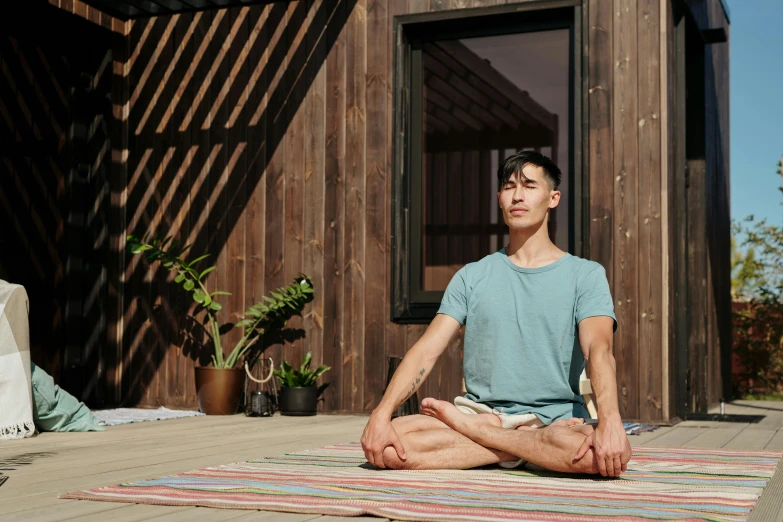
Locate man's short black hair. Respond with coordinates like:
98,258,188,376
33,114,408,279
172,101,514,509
497,150,562,190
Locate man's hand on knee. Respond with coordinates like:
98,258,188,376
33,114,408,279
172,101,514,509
360,412,407,469
574,418,632,477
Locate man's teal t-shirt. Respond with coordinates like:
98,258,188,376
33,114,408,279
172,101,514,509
437,249,616,424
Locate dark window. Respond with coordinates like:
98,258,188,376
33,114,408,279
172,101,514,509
392,3,584,322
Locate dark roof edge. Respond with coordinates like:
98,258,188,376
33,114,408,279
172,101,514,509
718,0,730,24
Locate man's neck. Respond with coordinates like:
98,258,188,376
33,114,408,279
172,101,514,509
504,225,565,269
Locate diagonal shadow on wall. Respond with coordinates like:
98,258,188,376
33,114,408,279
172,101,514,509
115,0,357,406
1,0,359,407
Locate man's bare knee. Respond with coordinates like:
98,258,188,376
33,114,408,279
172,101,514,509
390,416,405,434
571,444,599,474
542,425,599,474
390,415,414,435
381,445,411,470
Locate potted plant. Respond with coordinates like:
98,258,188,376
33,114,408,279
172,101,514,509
126,234,314,415
273,352,330,416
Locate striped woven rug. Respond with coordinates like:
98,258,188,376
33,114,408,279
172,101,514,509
61,443,782,521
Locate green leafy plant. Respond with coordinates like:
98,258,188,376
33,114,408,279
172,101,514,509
273,352,330,395
126,233,314,369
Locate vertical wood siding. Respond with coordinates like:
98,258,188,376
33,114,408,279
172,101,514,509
612,0,641,419
106,0,727,418
637,0,663,421
3,0,728,420
106,0,468,412
681,0,731,411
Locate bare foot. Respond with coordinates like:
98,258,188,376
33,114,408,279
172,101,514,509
420,398,500,436
551,417,586,428
547,418,594,436
565,423,595,436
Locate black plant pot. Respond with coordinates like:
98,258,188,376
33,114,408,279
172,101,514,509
279,386,318,416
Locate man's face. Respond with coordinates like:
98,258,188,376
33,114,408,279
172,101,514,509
497,163,560,231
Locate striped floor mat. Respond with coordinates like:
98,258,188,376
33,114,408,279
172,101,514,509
61,443,782,521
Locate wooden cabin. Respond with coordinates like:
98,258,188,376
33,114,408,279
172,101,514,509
0,0,730,422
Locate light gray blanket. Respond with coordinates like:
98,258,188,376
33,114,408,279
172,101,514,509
0,280,35,439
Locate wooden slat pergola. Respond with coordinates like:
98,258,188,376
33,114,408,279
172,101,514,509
78,0,283,20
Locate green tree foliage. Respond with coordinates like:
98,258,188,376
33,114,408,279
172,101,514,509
731,234,763,300
732,158,783,397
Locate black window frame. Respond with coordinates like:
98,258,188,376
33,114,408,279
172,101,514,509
391,0,587,323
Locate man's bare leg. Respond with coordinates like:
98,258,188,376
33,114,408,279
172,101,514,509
420,398,599,474
382,425,517,470
380,413,519,470
391,411,501,434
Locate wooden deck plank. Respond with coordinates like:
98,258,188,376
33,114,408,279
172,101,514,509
0,415,240,451
1,416,364,478
723,428,777,450
708,402,783,430
0,498,76,519
764,430,783,451
746,411,783,430
0,422,366,508
638,426,706,447
725,400,783,413
754,414,783,431
63,504,191,521
0,415,348,455
711,402,783,415
682,424,748,448
0,499,129,522
677,420,721,428
628,425,674,446
143,506,258,521
0,421,362,480
0,414,361,457
0,419,368,502
5,429,339,487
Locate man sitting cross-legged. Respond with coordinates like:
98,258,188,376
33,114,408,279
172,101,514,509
361,150,632,477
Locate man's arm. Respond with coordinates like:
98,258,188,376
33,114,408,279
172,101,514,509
375,314,460,416
581,316,621,423
574,315,632,476
361,314,461,467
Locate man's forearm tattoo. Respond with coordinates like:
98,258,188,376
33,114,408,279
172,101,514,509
403,368,426,401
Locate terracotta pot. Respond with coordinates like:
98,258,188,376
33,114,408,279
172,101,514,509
279,386,318,416
194,367,245,415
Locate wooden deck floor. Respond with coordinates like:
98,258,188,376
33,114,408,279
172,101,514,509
2,400,783,521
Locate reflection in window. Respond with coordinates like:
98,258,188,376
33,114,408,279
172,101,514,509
420,30,570,291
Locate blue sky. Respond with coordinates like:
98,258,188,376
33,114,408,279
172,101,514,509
727,0,783,226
